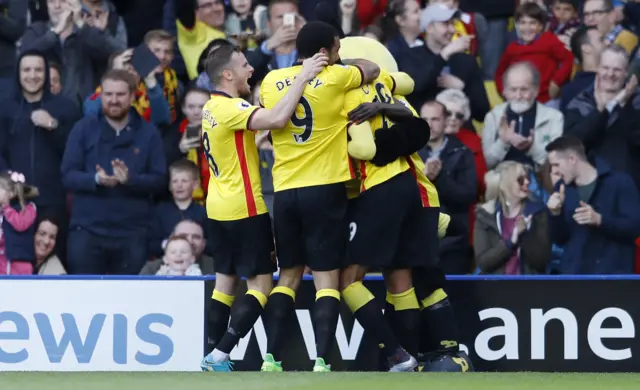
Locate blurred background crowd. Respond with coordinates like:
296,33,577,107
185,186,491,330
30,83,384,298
0,0,640,277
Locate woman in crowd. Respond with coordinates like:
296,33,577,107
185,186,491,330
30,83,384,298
384,0,422,53
34,214,66,275
474,161,551,274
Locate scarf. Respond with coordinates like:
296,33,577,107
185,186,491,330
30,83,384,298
91,68,179,122
452,13,477,55
179,119,208,204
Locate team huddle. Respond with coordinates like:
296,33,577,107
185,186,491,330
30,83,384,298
198,21,471,373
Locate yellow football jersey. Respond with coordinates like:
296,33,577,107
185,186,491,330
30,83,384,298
260,64,364,192
394,95,441,208
344,69,409,192
201,91,268,221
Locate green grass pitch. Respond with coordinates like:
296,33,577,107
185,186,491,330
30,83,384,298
1,372,639,390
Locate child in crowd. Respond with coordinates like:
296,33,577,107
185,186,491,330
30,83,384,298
156,235,202,276
495,2,574,103
549,0,581,48
0,171,39,275
225,0,267,49
148,160,208,258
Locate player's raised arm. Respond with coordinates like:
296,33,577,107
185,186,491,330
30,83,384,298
250,53,328,130
341,59,380,85
389,72,415,96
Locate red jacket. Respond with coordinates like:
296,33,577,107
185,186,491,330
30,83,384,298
495,31,574,103
357,0,388,28
455,129,487,246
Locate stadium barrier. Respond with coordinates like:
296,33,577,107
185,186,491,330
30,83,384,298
0,275,638,372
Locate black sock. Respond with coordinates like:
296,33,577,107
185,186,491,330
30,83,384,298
216,290,267,354
420,289,460,355
379,293,396,370
313,290,341,360
264,287,296,361
389,288,420,357
208,290,235,352
384,291,395,326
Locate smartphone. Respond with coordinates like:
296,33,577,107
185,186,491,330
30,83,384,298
185,124,202,140
131,43,161,78
283,12,296,27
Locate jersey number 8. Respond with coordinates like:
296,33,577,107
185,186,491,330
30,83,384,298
291,96,313,143
202,132,220,177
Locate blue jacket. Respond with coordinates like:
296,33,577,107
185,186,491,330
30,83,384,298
559,71,596,112
0,49,81,207
550,158,640,274
1,201,36,264
61,110,167,237
148,200,208,257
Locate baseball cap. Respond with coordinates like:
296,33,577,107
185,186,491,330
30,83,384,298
420,4,460,31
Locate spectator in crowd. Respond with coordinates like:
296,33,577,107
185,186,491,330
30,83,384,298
49,62,63,95
61,69,166,274
140,219,213,275
0,0,28,102
482,62,564,169
176,0,226,80
111,0,164,47
34,213,67,275
550,0,581,49
143,29,181,124
81,0,128,47
560,25,602,111
149,159,207,258
84,49,172,126
429,0,490,79
495,2,575,104
194,38,234,91
339,0,359,36
546,136,640,274
0,171,39,275
535,160,565,273
21,0,126,104
564,45,640,189
361,24,384,41
245,0,305,84
0,50,81,260
155,234,202,276
418,101,477,274
225,0,262,49
583,0,638,54
474,161,551,274
390,3,489,122
356,0,388,29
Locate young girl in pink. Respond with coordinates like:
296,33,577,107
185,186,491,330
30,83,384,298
0,171,38,275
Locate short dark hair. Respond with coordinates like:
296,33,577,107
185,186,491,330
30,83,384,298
570,25,597,64
101,69,137,92
49,61,62,77
515,2,548,25
554,0,579,10
421,100,447,117
545,136,587,160
296,21,338,59
169,159,199,180
206,44,241,84
181,86,211,107
197,38,233,74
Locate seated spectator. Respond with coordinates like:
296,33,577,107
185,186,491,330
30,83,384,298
550,0,581,49
50,62,63,95
564,45,640,189
0,171,39,275
149,159,208,258
61,69,167,274
560,25,602,111
387,2,489,122
141,219,214,275
483,62,564,169
21,0,126,104
85,49,172,126
34,214,66,275
176,0,226,80
474,161,551,275
0,0,27,102
495,2,574,104
583,0,638,55
545,136,640,274
155,235,202,276
418,101,477,274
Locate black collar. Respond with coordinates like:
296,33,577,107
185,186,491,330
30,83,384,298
210,90,233,99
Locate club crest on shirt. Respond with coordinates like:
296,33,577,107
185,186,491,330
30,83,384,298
203,109,217,127
238,100,251,110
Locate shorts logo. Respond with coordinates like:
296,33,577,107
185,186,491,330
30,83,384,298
349,222,357,242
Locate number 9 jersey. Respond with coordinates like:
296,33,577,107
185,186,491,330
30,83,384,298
260,64,364,192
201,91,269,221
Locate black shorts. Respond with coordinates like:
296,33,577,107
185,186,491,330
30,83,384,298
420,206,440,268
348,170,426,269
209,213,276,278
274,183,348,272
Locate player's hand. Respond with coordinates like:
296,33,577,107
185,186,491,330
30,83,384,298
299,53,328,82
347,102,383,124
546,184,565,216
573,201,602,226
111,159,129,184
96,165,118,187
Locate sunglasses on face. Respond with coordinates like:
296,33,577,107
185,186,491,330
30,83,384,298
446,111,465,120
517,175,529,186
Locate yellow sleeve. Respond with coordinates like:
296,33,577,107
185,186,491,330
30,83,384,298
258,81,267,108
438,213,451,239
389,72,415,96
343,88,363,113
211,98,261,131
344,88,376,160
333,64,364,91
